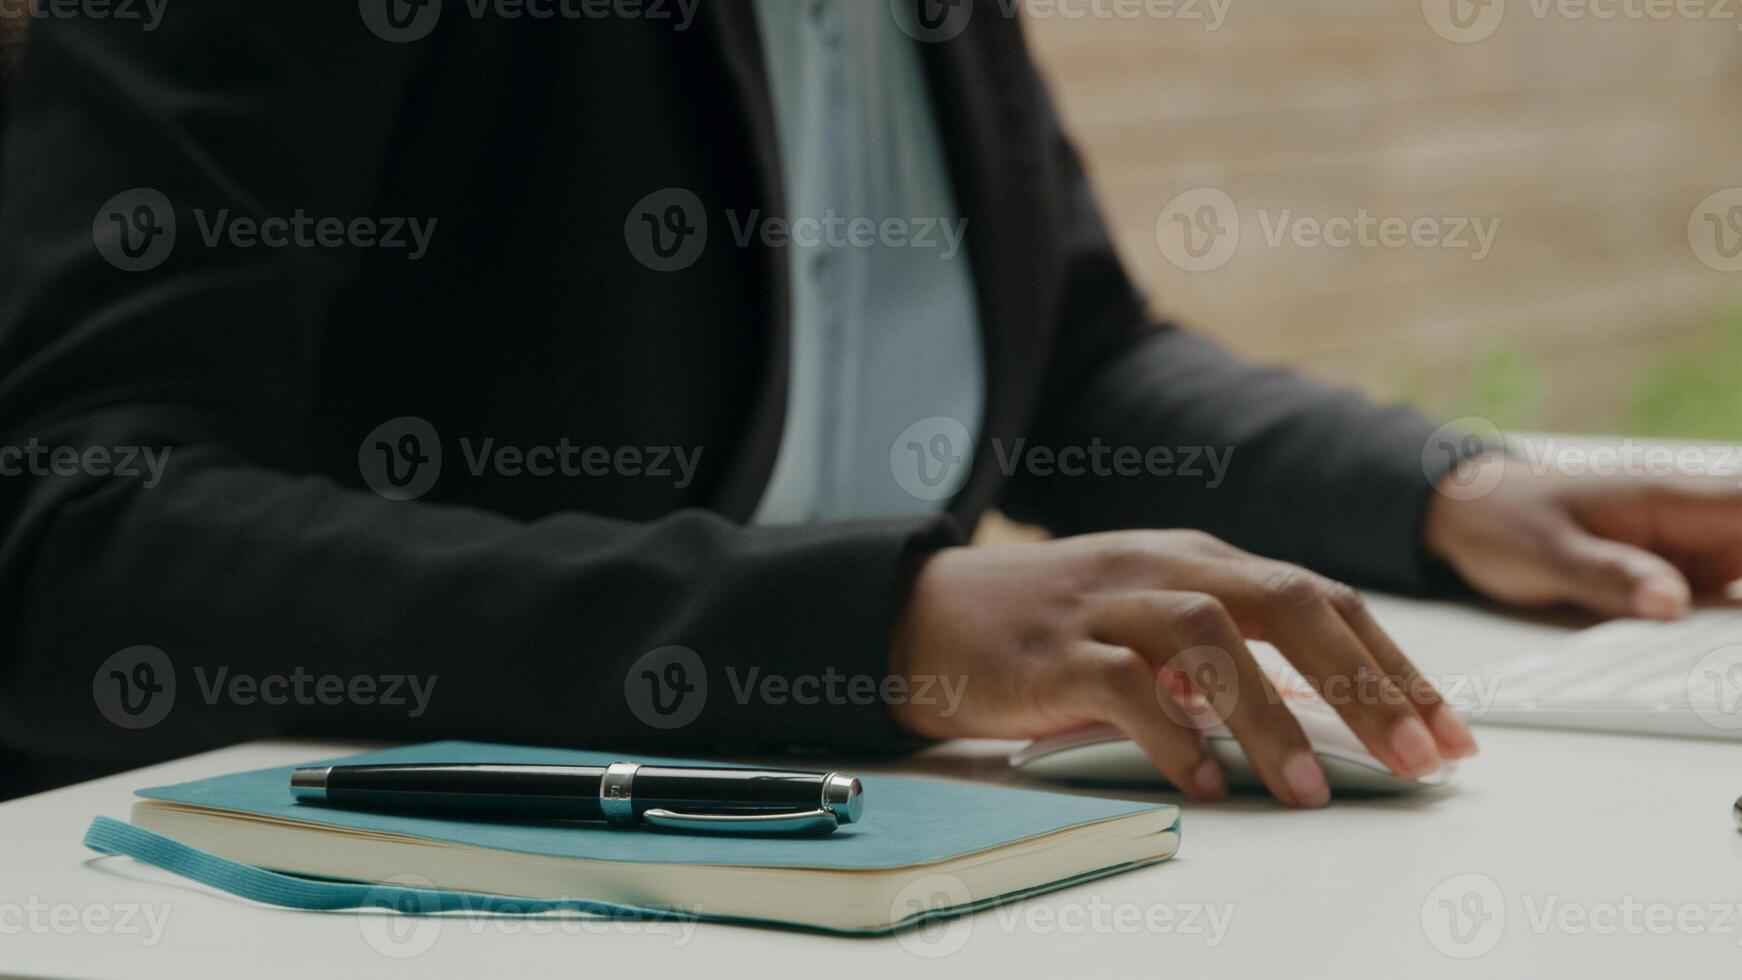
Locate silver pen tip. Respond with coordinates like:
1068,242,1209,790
823,773,864,824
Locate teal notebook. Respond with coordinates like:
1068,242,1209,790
87,741,1180,935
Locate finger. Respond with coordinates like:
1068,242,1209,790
1054,642,1230,802
1179,560,1446,781
1587,485,1742,591
1320,580,1480,759
1095,592,1331,808
1548,525,1692,620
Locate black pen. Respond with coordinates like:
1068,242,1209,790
290,762,864,836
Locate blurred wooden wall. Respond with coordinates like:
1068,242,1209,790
1023,0,1742,430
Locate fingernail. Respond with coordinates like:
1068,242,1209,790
1633,579,1689,620
1390,716,1443,778
1430,708,1480,758
1192,758,1228,800
1282,752,1330,808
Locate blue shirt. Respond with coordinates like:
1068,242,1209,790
749,0,985,526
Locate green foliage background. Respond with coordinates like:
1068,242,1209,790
1446,305,1742,439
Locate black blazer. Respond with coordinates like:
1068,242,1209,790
0,1,1452,791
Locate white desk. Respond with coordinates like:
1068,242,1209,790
3,594,1740,979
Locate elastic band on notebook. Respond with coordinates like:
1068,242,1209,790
82,816,696,920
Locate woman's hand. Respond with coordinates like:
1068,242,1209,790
1425,454,1742,619
887,530,1479,807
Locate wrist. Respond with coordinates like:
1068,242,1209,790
1423,450,1508,563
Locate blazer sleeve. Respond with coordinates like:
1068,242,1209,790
997,42,1464,591
0,6,953,775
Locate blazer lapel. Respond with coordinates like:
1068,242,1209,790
915,12,1054,522
703,1,793,523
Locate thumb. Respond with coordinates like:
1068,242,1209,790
1548,527,1691,619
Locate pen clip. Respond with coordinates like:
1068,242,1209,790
640,807,841,836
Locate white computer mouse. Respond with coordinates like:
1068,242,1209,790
1011,694,1453,795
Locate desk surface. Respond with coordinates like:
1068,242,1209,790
4,594,1739,979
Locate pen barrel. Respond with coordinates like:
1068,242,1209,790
317,764,610,820
628,766,831,816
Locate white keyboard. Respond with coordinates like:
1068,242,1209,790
1466,609,1742,739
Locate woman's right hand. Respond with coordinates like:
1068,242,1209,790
887,530,1479,807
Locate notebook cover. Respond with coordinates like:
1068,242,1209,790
136,740,1179,870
